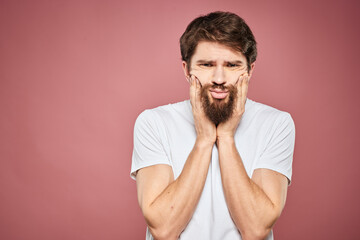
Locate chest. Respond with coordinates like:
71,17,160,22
162,121,266,180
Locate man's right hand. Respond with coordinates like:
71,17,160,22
189,75,217,145
136,75,215,239
136,78,215,238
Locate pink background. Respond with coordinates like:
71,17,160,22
1,0,359,239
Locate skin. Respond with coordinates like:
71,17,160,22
136,41,289,240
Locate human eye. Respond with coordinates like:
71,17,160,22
227,62,240,68
200,63,213,67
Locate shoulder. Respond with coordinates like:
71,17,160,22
246,99,294,126
135,100,192,127
243,99,295,136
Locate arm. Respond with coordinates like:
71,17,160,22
216,75,291,239
217,138,288,240
136,140,213,240
135,76,216,240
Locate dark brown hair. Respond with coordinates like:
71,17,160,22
180,11,257,72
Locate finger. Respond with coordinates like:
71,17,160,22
236,72,247,83
194,76,202,110
236,76,244,110
241,74,249,108
189,75,196,106
190,75,199,109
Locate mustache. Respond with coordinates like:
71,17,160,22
202,83,236,91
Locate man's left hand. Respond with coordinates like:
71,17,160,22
216,74,249,141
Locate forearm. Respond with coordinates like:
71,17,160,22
145,139,213,239
218,138,277,239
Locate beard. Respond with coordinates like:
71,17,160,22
201,83,237,126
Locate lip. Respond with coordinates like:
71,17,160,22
209,89,229,99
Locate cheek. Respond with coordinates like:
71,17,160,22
189,69,213,85
226,72,242,84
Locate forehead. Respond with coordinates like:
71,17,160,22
191,41,245,62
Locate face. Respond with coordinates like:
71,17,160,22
182,41,254,125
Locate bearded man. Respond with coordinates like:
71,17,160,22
131,11,295,240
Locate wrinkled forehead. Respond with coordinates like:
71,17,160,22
191,41,246,63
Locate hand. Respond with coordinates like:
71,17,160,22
216,74,249,141
189,75,217,145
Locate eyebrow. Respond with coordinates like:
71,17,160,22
195,60,244,64
228,60,244,64
195,60,213,64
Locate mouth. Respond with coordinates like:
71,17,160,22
209,88,229,99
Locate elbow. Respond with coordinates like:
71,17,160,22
241,207,281,240
242,228,272,240
239,217,275,240
142,205,183,240
148,226,178,240
143,212,179,240
241,222,274,240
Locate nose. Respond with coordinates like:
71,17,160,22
212,65,226,85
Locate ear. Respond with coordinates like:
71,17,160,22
248,62,256,79
182,61,190,82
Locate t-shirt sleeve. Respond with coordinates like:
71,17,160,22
254,112,296,185
130,109,171,180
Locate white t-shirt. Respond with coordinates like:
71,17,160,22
131,98,295,240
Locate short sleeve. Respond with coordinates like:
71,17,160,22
254,112,296,185
130,110,171,180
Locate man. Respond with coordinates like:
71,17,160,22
131,11,295,240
